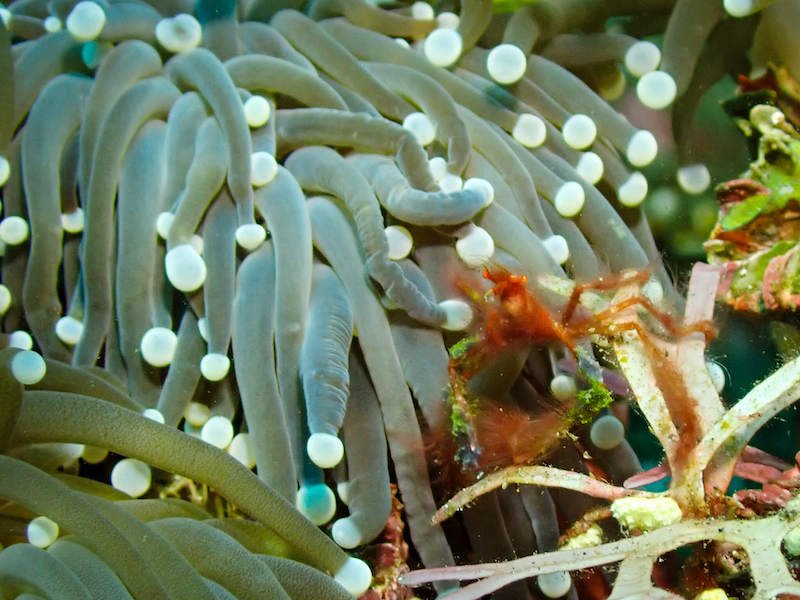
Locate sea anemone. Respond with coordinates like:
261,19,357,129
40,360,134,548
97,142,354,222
1,0,800,598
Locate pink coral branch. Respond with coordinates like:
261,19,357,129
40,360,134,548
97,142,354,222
734,461,784,484
741,446,793,471
624,448,788,489
624,464,670,489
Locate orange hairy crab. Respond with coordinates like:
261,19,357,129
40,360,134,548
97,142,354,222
456,267,714,372
443,266,716,473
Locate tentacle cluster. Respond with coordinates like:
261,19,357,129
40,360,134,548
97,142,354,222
0,0,798,598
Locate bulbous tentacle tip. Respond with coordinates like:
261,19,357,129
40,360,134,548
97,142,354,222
424,28,462,67
537,571,572,599
440,298,473,331
307,432,345,469
140,327,178,368
200,353,231,381
165,244,207,292
11,350,46,385
334,556,372,597
626,130,658,167
296,483,337,526
201,415,235,448
66,1,105,42
487,43,527,85
636,70,677,110
235,223,266,251
332,517,362,549
155,13,202,54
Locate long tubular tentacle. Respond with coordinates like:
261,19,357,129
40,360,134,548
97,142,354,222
232,243,298,500
308,195,455,575
22,74,90,360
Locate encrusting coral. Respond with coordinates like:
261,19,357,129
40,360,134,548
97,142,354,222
1,0,800,598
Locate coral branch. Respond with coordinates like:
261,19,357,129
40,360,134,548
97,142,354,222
692,354,800,494
433,465,656,524
405,496,800,599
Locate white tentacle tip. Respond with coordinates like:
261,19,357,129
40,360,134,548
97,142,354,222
142,408,165,424
402,112,436,146
307,433,345,468
140,327,178,367
190,233,204,255
436,11,459,29
82,445,108,464
11,350,46,385
439,299,473,331
334,556,372,597
439,173,462,193
0,284,10,315
513,113,546,148
724,0,761,17
196,317,208,341
624,41,661,77
200,353,230,381
184,401,211,427
463,177,494,207
637,70,677,110
250,151,278,187
486,43,527,85
44,16,62,32
228,432,256,468
385,225,413,260
677,164,711,195
618,172,648,207
590,414,625,450
428,156,447,182
110,458,152,498
332,517,362,549
410,1,434,20
455,224,494,267
550,374,577,401
235,224,267,250
165,243,206,292
156,212,174,239
423,28,462,67
626,130,658,167
8,330,33,350
201,415,234,449
554,181,585,217
66,1,105,41
28,516,59,548
55,316,83,346
155,13,201,53
562,114,597,150
244,95,271,128
336,481,350,505
0,156,10,186
538,571,572,598
61,208,85,233
0,216,29,245
576,152,604,185
542,235,569,265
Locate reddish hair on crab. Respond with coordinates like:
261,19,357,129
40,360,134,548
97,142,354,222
425,394,575,499
455,265,715,375
469,399,572,470
441,264,717,480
